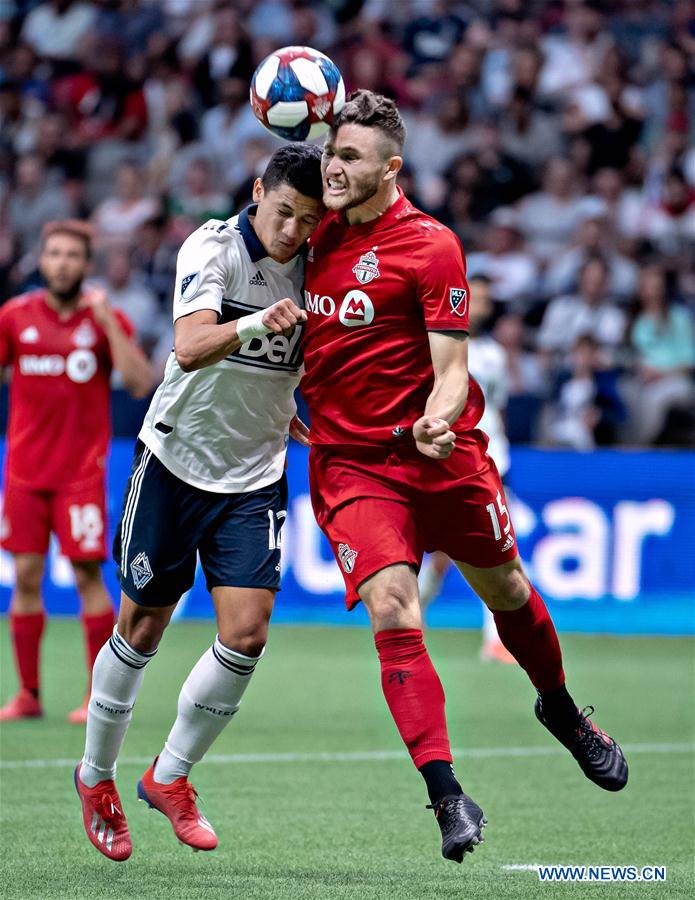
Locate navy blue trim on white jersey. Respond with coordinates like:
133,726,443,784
237,206,267,262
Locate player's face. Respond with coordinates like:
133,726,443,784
252,181,323,263
322,124,392,211
39,233,90,301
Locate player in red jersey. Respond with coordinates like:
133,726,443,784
301,91,628,863
0,220,153,724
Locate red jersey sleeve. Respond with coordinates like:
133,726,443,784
113,308,136,340
0,302,15,367
413,228,470,332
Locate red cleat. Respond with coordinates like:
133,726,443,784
0,689,43,721
480,639,517,665
137,758,218,851
67,698,89,725
74,764,132,861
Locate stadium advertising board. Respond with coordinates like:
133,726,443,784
0,440,693,635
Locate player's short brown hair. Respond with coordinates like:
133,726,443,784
41,220,94,258
333,89,406,158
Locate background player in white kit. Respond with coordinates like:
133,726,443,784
418,275,516,663
74,144,323,862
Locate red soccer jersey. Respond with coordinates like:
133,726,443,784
0,290,133,490
302,189,485,447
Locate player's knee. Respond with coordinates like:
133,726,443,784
13,557,44,597
218,622,268,659
482,569,530,611
117,616,167,654
367,585,421,630
72,561,103,595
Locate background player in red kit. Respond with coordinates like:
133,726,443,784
0,221,153,723
301,91,628,863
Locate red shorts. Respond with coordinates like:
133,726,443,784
0,479,108,561
309,432,518,610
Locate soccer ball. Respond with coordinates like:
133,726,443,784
250,46,345,141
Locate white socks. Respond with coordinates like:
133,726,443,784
153,636,262,784
80,627,157,788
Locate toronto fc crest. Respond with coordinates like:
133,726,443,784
352,250,380,285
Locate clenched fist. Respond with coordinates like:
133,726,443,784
262,298,307,337
413,416,456,459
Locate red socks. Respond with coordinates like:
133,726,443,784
9,610,46,696
374,628,452,767
82,608,115,673
492,586,565,692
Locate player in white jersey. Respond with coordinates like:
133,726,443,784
74,144,324,862
419,275,516,662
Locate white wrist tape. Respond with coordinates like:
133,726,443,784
236,309,271,344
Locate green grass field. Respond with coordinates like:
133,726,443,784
1,618,693,900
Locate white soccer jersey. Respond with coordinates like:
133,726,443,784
468,334,510,476
139,209,305,493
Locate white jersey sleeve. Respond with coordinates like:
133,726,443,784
172,220,240,322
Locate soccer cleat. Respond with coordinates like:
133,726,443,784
137,759,218,851
479,638,516,665
74,764,132,861
427,792,487,863
0,689,43,721
535,698,628,792
67,698,89,725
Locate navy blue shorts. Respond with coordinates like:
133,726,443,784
114,441,287,607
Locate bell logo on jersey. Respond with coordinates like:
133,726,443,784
180,272,200,303
19,350,97,383
450,287,467,317
338,290,375,327
352,249,380,285
338,542,358,574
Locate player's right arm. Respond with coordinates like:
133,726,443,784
171,221,306,372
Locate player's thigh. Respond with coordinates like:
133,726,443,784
359,562,422,632
320,496,423,619
454,556,530,611
114,441,211,608
422,458,519,577
52,481,107,562
0,482,51,557
198,474,288,596
211,586,276,657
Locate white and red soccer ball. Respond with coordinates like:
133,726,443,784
250,46,345,141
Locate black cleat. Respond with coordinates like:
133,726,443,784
427,793,487,863
535,698,628,792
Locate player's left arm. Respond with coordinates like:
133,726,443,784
412,227,471,459
82,288,154,398
413,332,469,459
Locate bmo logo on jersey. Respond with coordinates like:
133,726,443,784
18,350,97,383
305,290,375,327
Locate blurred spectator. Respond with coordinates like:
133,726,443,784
92,161,159,245
92,0,165,57
544,206,639,300
7,154,72,255
192,6,253,109
545,334,626,450
537,256,626,360
639,168,695,259
473,119,534,213
467,207,539,309
132,214,179,309
499,86,562,168
169,157,229,224
21,0,96,69
516,157,585,263
494,313,548,399
627,263,695,444
402,0,467,72
92,244,164,354
52,35,148,145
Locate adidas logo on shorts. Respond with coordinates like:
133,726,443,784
248,270,267,287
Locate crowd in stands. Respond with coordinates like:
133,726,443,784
0,0,693,447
